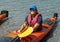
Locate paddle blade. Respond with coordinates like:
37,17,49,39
18,27,33,38
5,31,18,38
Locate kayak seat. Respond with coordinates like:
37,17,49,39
43,18,53,25
42,23,50,29
42,18,53,29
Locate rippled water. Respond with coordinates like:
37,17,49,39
0,0,60,42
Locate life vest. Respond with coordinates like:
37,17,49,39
27,14,42,28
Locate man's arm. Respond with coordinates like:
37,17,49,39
33,23,40,30
33,15,42,30
17,22,27,33
20,22,27,29
17,15,28,33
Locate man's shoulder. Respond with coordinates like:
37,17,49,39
37,13,42,17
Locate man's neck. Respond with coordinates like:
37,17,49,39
31,14,37,18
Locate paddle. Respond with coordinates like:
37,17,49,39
11,36,19,42
10,26,33,42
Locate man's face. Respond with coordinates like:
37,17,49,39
30,10,36,15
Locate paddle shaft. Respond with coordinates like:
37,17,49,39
10,25,32,42
11,36,20,42
10,25,25,42
10,25,23,42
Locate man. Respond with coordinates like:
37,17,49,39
17,5,43,32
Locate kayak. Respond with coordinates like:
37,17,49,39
5,13,58,42
0,10,8,22
20,13,58,42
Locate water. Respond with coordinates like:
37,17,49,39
0,0,60,42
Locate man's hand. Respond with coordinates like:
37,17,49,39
17,30,20,33
16,30,20,33
16,22,27,33
33,23,40,30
